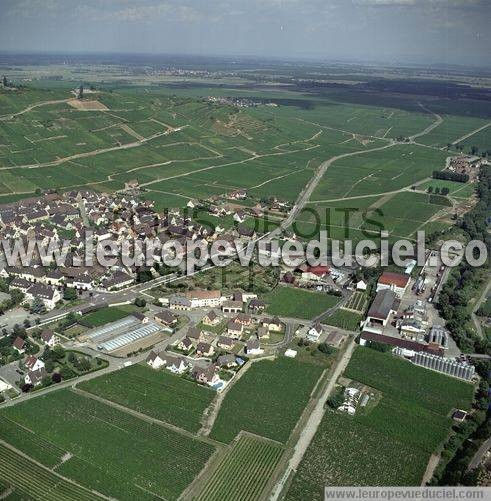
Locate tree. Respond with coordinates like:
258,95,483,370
427,186,434,193
134,297,146,308
318,343,335,355
30,297,46,315
441,187,450,196
63,287,77,301
434,187,440,195
52,372,62,383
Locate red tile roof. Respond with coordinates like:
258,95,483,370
378,272,409,288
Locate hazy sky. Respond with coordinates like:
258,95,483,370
1,0,490,67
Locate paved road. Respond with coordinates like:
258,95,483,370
467,437,491,472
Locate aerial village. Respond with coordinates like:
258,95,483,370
0,178,479,403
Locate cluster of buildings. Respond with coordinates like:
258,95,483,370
0,185,287,312
146,295,284,389
206,96,268,108
359,270,475,381
16,330,58,387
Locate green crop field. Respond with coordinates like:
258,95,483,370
0,443,100,501
0,390,215,500
285,348,474,498
196,434,283,501
263,286,341,319
324,309,363,331
0,82,482,247
79,363,216,432
210,357,323,444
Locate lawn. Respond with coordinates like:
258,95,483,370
79,363,216,432
263,286,341,320
285,347,474,497
196,434,283,501
0,390,215,500
210,357,323,444
79,305,141,327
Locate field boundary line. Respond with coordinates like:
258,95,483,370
0,439,109,500
71,386,222,448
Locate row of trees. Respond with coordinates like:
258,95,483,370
437,165,491,355
427,186,450,196
432,165,491,485
433,170,469,183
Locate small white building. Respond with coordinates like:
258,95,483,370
307,323,323,342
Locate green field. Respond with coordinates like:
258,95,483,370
79,363,215,432
0,443,100,501
286,348,474,498
0,83,479,239
324,309,363,331
263,286,341,320
80,305,140,327
210,357,323,444
0,390,215,500
196,434,283,501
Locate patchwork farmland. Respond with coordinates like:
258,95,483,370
0,390,215,500
0,82,480,241
285,348,474,499
210,357,324,444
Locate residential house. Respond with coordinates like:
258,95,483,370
40,330,57,347
154,310,178,327
233,313,252,327
227,320,244,339
196,342,215,358
146,350,167,369
184,290,223,308
169,296,192,310
262,317,283,332
192,365,219,386
222,300,243,313
12,337,25,354
187,327,206,343
245,337,263,356
307,323,323,342
248,299,266,312
202,310,220,327
216,354,237,368
217,336,235,350
257,326,270,340
176,337,193,353
24,367,48,387
25,356,45,372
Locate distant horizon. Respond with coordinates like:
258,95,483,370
1,1,489,70
1,50,491,73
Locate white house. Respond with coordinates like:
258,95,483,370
184,290,223,308
356,280,367,291
24,367,48,387
40,330,58,348
146,350,167,369
307,323,323,342
24,356,45,372
25,284,62,311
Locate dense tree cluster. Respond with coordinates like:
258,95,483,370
433,170,469,183
437,165,490,355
